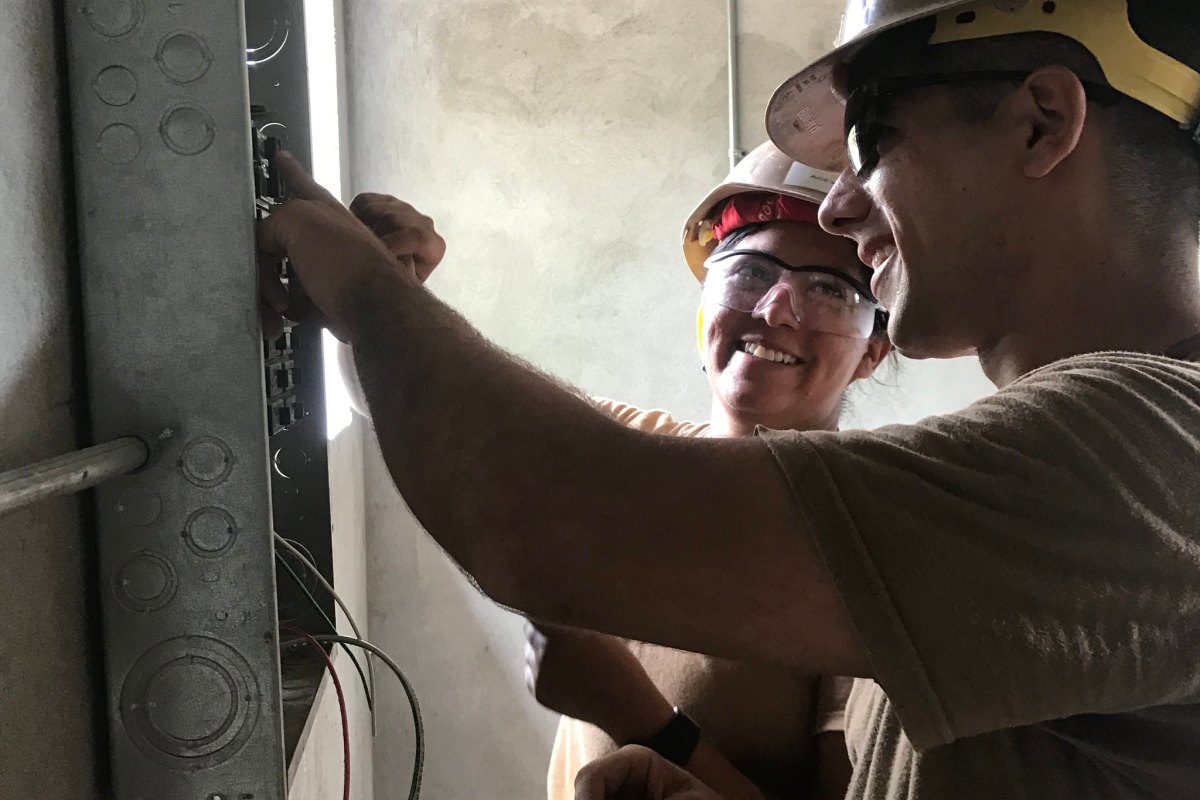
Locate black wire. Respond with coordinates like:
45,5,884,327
275,533,377,737
274,551,375,720
310,634,424,800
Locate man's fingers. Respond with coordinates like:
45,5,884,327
576,747,718,800
527,624,547,656
350,192,447,280
286,285,352,342
276,151,345,211
258,256,322,333
349,191,412,221
380,231,446,281
351,193,436,240
260,301,286,342
255,206,294,259
282,283,325,328
575,746,654,800
256,199,327,257
255,199,360,342
258,259,290,314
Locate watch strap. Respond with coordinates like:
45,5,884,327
632,707,701,767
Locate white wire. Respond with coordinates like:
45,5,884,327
274,532,377,735
310,634,424,800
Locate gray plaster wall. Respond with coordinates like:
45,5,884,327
0,2,102,797
343,2,992,798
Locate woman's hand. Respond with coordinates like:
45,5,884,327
524,621,674,744
575,746,724,800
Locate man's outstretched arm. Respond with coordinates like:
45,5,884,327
258,188,870,677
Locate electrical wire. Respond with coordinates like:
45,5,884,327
274,533,378,736
274,550,374,722
312,634,424,800
284,628,351,800
277,534,321,576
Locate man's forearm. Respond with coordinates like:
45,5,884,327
345,271,633,616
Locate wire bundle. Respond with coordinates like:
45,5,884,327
275,533,424,800
285,627,352,800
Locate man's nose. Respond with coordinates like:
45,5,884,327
818,169,871,238
752,283,802,329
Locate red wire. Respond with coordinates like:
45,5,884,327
288,628,351,800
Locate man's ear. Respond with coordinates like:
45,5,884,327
1014,65,1090,179
853,335,893,381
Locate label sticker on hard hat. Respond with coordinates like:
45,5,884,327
784,162,838,194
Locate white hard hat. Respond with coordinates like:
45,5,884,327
681,141,840,283
766,0,1200,171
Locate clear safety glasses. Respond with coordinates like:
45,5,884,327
703,249,884,339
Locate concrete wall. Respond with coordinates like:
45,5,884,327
343,2,992,798
0,2,102,797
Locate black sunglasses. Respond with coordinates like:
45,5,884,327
845,70,1123,177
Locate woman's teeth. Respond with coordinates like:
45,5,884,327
741,342,799,365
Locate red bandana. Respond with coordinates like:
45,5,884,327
710,192,821,242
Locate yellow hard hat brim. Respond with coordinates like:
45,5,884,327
766,0,1200,170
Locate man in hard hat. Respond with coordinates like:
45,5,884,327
260,1,1200,797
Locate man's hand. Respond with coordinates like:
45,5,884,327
258,196,399,341
275,153,446,280
575,746,724,800
258,154,447,340
524,621,673,744
349,192,445,282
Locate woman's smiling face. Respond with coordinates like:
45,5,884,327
701,220,888,431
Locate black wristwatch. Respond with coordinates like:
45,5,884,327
632,707,701,766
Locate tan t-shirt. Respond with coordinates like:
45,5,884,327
761,351,1200,799
547,399,852,800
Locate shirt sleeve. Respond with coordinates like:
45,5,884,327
813,675,854,734
759,354,1200,750
590,397,710,437
548,716,615,800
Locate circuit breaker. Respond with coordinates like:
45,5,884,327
65,0,333,796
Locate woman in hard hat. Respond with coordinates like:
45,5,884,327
525,140,891,800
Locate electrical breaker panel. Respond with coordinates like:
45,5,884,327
65,0,332,796
245,4,337,658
